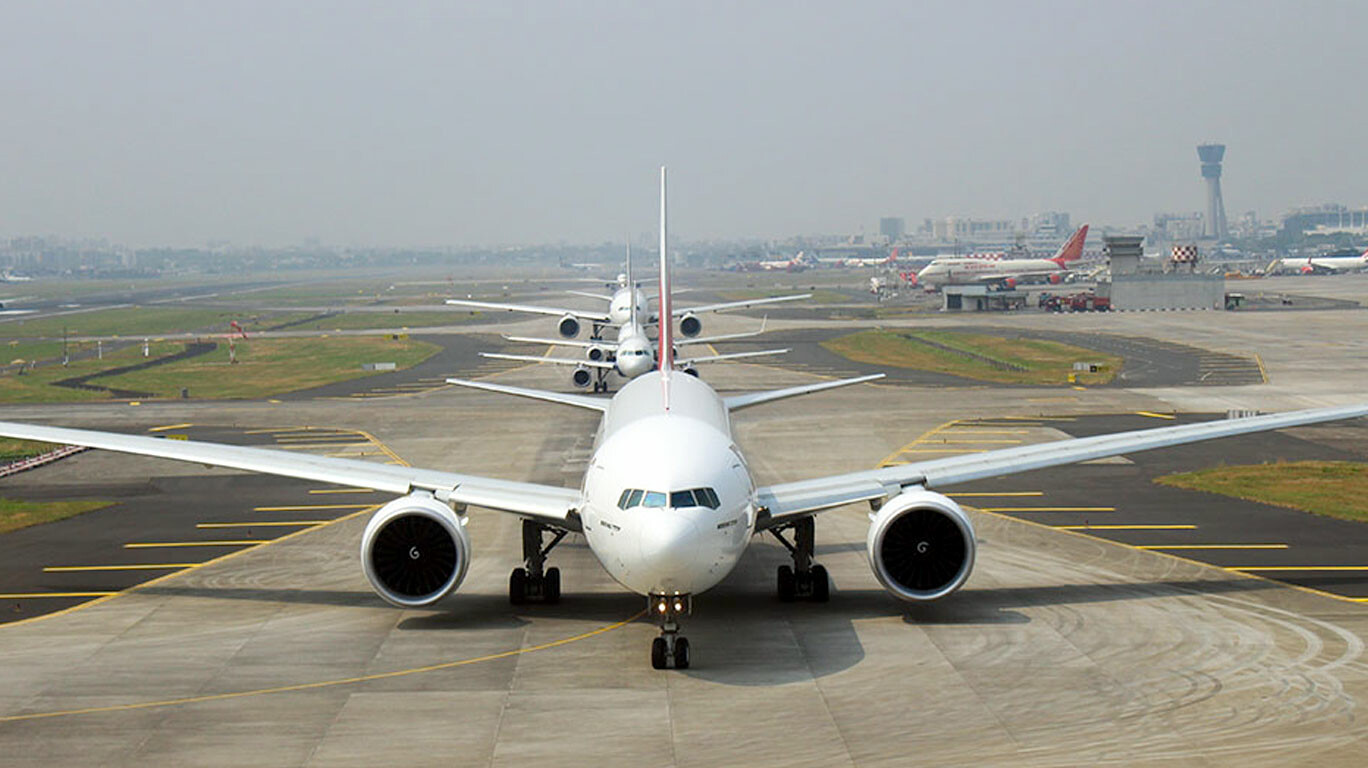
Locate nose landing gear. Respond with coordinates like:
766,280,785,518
648,594,692,670
770,516,830,602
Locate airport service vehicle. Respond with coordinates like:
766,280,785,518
1269,247,1368,275
916,224,1089,290
482,249,787,392
2,172,1366,670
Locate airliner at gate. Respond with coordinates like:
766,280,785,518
0,171,1365,670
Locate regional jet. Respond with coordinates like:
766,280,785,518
916,224,1089,290
1,173,1365,671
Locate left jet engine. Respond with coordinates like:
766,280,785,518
678,312,702,338
361,493,470,607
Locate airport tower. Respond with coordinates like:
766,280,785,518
1197,143,1228,239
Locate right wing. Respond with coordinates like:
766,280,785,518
0,421,583,526
444,377,608,412
445,299,611,324
724,374,885,411
479,352,615,369
677,348,790,367
672,293,810,316
754,403,1368,528
503,335,619,350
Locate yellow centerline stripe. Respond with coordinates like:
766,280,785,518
1136,544,1288,550
0,592,119,599
1135,411,1176,420
948,491,1044,498
1055,524,1196,530
124,541,268,548
43,564,199,572
196,521,328,529
147,423,193,432
932,439,1022,444
0,610,645,723
253,504,373,511
979,506,1115,512
1232,566,1368,572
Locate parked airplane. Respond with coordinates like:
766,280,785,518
1,174,1365,671
1269,247,1368,275
916,224,1089,290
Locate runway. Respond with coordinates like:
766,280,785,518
0,296,1366,765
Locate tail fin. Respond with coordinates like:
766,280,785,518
1050,224,1089,266
626,237,637,328
657,167,673,407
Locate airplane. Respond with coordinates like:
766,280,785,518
1,171,1365,672
484,247,787,391
916,224,1089,290
1268,247,1368,275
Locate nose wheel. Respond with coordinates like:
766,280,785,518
770,516,830,603
648,594,692,670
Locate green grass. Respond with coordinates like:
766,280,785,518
280,311,483,331
0,306,290,340
717,288,847,305
1155,461,1368,523
0,438,58,463
0,342,159,403
0,497,113,535
821,329,1122,385
94,336,440,399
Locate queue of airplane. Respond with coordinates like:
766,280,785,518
1,169,1366,670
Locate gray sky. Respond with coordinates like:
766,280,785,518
1,1,1364,247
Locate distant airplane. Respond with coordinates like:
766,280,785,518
916,224,1089,290
0,271,33,283
3,172,1365,671
1269,247,1368,275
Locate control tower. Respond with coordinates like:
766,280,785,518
1197,143,1228,239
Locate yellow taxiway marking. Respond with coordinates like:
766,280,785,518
0,609,645,724
0,592,119,599
1071,386,1087,391
900,448,991,455
1137,544,1289,550
942,430,1031,435
124,541,268,548
1055,524,1197,531
252,503,373,512
1135,411,1176,420
933,438,1022,444
308,488,376,494
245,426,323,435
979,506,1115,513
147,423,193,432
948,491,1044,498
43,564,198,572
1232,566,1368,572
277,442,370,450
196,521,327,529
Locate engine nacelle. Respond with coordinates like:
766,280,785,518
682,366,699,378
557,314,581,339
586,345,606,362
866,489,975,602
571,365,593,389
678,312,701,338
361,493,470,607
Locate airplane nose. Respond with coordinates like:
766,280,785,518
637,512,703,580
618,353,651,378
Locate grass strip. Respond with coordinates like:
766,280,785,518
1155,461,1368,524
820,329,1121,385
0,497,113,535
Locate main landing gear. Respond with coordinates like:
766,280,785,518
509,520,566,605
648,594,692,670
591,367,611,394
769,516,829,602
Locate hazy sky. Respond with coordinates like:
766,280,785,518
1,1,1365,247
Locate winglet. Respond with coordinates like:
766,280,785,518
1050,224,1089,266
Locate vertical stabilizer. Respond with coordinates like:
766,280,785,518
1050,224,1089,265
658,167,673,407
626,237,637,327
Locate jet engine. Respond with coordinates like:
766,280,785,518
586,345,606,362
678,312,701,338
558,314,581,339
361,493,470,607
866,489,975,601
682,366,699,378
571,365,593,389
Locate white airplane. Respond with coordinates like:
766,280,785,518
2,171,1366,671
916,224,1089,290
485,247,787,391
1270,247,1368,275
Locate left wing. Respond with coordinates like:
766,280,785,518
676,348,789,367
479,352,615,369
445,299,611,324
755,404,1368,528
671,293,810,316
0,421,583,525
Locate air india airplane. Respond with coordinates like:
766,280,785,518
916,224,1090,290
0,173,1364,671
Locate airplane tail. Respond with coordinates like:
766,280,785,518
657,167,673,408
1050,224,1089,266
626,237,637,328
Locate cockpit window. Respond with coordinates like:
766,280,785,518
618,487,719,510
694,487,720,509
642,491,666,508
670,490,696,508
625,489,644,508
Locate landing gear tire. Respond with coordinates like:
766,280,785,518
673,637,691,669
777,565,796,602
545,567,561,604
509,568,528,605
651,637,668,670
810,564,829,603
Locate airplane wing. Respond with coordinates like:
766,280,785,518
503,335,618,350
753,404,1368,528
479,352,615,369
445,299,611,324
724,374,884,411
671,293,811,316
676,317,768,346
0,421,583,526
565,291,612,301
676,348,790,367
444,377,608,412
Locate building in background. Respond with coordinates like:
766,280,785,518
879,217,905,241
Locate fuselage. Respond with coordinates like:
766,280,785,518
1276,253,1368,274
579,372,754,596
608,287,651,325
917,257,1065,287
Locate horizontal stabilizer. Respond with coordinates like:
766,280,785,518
724,373,884,411
445,377,608,412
